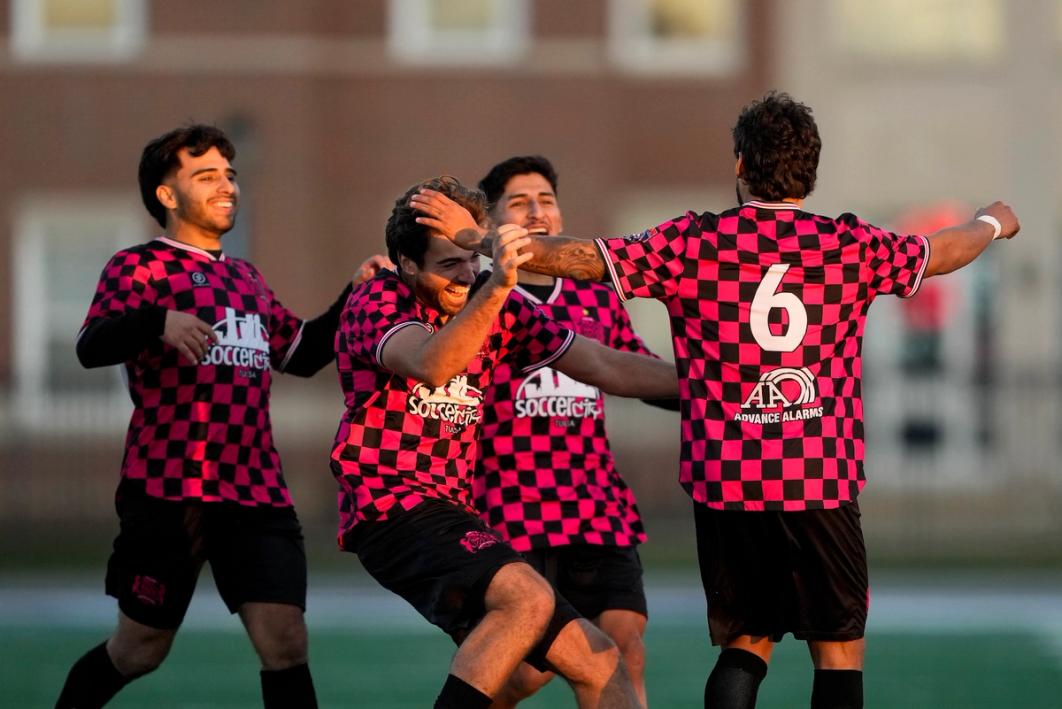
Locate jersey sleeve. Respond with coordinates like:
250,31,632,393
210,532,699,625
264,287,306,371
850,216,930,299
340,277,431,369
497,290,575,372
81,248,160,331
595,212,694,302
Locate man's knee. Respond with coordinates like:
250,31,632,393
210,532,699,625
598,611,647,677
107,625,175,678
485,563,556,631
241,603,310,670
550,618,623,685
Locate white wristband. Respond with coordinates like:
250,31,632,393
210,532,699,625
976,214,1003,240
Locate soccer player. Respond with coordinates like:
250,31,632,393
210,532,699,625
474,156,670,707
331,175,678,709
410,92,1020,709
56,124,390,709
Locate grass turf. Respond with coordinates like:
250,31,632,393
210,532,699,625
8,624,1060,708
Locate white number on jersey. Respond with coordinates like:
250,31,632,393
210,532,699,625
749,263,807,352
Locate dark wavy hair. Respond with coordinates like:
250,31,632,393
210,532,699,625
478,155,559,210
138,124,235,228
732,92,820,201
386,176,488,267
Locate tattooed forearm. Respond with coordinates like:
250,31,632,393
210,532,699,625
520,237,606,281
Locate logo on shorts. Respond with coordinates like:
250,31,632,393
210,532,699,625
460,530,500,554
132,575,166,606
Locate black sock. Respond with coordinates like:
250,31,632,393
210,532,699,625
260,663,318,709
434,674,493,709
811,669,863,709
55,641,132,709
705,648,769,709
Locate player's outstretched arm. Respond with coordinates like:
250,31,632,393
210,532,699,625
381,226,532,387
411,188,608,282
924,201,1020,277
282,254,396,377
553,336,679,399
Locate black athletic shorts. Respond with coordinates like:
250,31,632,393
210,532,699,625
346,499,581,672
105,480,307,630
522,544,647,620
694,501,868,645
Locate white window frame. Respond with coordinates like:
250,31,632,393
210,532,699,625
12,196,143,433
388,0,529,65
11,0,147,63
608,0,744,76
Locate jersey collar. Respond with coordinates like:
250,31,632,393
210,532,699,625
157,236,227,261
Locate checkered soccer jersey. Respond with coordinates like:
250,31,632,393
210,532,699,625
596,201,929,511
80,237,304,507
474,278,652,551
331,270,575,545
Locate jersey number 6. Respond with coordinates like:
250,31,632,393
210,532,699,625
749,263,808,352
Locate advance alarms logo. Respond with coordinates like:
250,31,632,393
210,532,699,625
201,307,270,371
736,366,824,424
514,367,601,419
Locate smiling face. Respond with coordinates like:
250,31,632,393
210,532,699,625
402,234,480,318
157,146,239,242
490,172,563,237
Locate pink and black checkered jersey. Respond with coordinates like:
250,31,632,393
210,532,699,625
474,278,651,551
79,237,305,507
331,270,575,545
596,201,930,512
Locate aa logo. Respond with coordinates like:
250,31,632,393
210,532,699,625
741,367,817,410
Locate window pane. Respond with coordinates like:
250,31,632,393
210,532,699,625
42,0,116,30
429,0,493,31
833,0,1002,61
649,0,736,41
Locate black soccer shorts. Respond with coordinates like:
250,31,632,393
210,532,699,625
346,499,581,671
522,544,647,620
694,500,869,645
105,481,308,629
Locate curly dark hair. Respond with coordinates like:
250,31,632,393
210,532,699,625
138,124,235,228
478,155,559,210
732,92,820,201
386,176,488,267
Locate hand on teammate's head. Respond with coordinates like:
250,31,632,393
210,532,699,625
410,189,486,250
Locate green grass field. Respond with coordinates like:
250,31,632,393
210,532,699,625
7,623,1061,707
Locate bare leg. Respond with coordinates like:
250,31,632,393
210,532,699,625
449,562,556,698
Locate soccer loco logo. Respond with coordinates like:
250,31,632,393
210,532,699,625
201,307,270,371
736,366,824,424
514,367,601,419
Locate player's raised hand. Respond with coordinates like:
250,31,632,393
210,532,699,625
411,189,487,250
352,254,394,286
976,201,1020,240
162,310,217,364
488,224,533,290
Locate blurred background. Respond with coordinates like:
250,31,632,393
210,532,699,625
0,0,1060,706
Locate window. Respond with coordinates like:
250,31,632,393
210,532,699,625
609,0,743,75
388,0,529,64
11,0,146,62
832,0,1002,63
12,197,144,432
